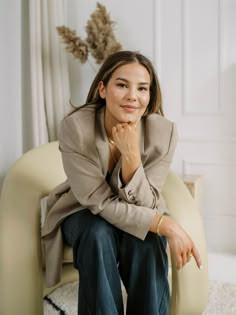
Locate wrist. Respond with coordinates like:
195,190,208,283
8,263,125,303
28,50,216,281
151,214,173,238
156,215,165,236
122,149,140,162
159,216,176,238
121,155,141,185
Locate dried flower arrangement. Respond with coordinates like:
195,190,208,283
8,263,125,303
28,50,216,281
57,2,122,66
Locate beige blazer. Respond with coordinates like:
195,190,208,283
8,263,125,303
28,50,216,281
41,104,178,287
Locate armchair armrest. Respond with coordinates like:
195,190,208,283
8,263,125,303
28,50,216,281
0,141,66,315
163,171,208,315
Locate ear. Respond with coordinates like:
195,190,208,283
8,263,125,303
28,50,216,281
98,81,106,99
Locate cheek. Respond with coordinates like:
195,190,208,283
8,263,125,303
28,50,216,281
141,94,150,107
106,90,122,102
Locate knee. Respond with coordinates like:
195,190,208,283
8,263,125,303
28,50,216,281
122,233,160,256
76,218,119,267
82,217,117,248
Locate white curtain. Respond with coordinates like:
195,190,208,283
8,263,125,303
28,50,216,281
29,0,70,146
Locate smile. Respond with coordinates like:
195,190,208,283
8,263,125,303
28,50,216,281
121,105,139,112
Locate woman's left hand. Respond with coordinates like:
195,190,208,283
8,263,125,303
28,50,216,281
158,215,202,270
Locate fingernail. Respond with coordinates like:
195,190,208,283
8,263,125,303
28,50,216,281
199,265,203,270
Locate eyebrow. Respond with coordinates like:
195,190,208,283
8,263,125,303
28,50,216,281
115,77,150,85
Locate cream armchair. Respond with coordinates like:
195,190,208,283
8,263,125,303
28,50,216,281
0,141,208,315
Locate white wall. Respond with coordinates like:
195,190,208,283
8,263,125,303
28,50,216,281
0,1,22,191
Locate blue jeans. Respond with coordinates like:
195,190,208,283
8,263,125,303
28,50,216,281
61,209,170,315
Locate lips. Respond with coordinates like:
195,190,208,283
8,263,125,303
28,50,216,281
121,105,139,110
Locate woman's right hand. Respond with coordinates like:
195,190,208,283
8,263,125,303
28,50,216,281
151,214,202,270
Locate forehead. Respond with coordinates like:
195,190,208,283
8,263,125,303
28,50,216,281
110,63,151,82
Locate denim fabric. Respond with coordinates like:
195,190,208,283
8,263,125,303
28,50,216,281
61,209,170,315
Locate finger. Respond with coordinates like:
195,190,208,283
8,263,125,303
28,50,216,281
176,253,183,271
116,124,123,131
122,123,131,131
127,120,140,129
111,126,117,136
192,246,203,270
187,251,193,262
182,252,188,267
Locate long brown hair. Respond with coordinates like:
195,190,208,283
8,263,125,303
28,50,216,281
76,51,164,116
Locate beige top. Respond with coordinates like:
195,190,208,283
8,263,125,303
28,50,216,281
41,103,178,287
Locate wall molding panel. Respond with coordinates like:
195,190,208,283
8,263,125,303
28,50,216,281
181,0,223,116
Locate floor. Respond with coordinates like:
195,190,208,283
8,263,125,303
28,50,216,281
208,252,236,284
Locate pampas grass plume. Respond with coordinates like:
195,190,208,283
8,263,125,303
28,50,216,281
57,2,122,65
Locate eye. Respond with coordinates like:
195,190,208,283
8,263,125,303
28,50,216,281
117,83,128,88
138,86,148,91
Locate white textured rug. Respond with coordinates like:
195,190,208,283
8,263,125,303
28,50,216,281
44,280,236,315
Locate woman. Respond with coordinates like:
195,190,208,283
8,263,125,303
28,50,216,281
42,51,202,315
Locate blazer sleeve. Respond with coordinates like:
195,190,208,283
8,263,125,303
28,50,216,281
59,117,158,240
116,122,178,211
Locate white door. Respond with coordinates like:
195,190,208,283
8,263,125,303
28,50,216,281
156,0,236,254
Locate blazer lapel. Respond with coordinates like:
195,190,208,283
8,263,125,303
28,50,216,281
140,117,148,163
95,106,110,175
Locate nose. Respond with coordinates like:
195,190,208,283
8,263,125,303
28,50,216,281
126,87,137,101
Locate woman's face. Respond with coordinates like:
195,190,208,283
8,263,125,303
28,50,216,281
99,63,151,126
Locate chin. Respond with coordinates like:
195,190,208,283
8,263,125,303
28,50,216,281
120,115,138,124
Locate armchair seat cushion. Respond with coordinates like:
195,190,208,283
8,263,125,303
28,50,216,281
41,196,73,265
63,245,73,263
